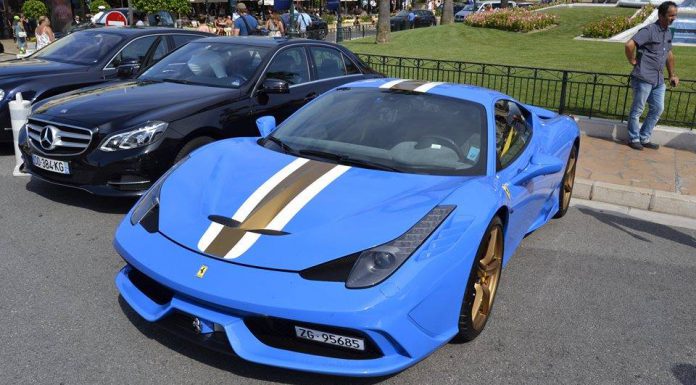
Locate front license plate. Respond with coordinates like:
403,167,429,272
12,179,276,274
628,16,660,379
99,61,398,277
294,326,365,351
32,154,70,175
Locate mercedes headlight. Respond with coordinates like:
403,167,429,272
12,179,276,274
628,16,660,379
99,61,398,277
130,155,189,226
100,121,168,152
300,206,455,289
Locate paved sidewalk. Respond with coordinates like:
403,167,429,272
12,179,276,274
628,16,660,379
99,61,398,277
578,135,696,195
574,135,696,219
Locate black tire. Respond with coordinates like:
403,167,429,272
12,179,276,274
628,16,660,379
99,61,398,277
455,216,504,342
553,144,578,219
174,136,215,163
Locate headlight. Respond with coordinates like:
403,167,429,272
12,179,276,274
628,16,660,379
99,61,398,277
100,121,168,152
0,90,5,101
130,155,189,226
300,205,455,288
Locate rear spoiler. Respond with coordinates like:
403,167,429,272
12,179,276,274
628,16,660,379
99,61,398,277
524,104,558,120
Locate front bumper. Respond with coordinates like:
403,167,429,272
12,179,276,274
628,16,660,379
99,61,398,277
114,217,472,376
19,132,179,197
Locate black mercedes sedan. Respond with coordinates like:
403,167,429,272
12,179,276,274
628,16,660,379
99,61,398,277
0,27,211,143
19,37,382,197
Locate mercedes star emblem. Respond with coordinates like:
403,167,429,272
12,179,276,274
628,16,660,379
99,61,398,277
39,126,58,150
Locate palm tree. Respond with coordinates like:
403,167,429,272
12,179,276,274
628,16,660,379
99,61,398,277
376,0,391,43
441,0,454,24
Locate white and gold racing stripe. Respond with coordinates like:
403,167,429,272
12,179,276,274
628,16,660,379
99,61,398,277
197,157,309,252
380,79,444,93
198,159,350,259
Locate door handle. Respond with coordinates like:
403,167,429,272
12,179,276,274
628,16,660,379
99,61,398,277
303,92,317,102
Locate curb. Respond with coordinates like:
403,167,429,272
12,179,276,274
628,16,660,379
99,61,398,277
577,116,696,152
572,178,696,219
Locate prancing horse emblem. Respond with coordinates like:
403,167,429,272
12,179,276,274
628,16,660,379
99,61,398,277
196,265,208,278
502,184,511,200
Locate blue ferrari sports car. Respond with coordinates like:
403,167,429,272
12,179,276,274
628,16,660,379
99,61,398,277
114,78,580,376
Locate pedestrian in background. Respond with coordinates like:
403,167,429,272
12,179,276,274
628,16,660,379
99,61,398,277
35,16,55,50
266,11,284,37
624,1,679,151
13,15,27,54
408,8,416,28
233,3,260,36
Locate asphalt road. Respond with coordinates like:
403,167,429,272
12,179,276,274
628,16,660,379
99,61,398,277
0,144,694,385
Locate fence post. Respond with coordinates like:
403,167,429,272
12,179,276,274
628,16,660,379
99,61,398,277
558,71,568,115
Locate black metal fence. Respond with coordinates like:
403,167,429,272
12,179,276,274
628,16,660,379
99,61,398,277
356,54,696,129
324,25,378,42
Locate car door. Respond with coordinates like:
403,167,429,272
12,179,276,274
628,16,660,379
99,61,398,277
307,45,366,93
492,99,547,258
103,35,161,78
251,46,315,124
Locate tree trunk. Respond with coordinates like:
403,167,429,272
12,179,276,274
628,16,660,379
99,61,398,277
376,0,390,43
441,0,454,25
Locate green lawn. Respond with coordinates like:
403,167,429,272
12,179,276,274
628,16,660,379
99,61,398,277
344,7,696,79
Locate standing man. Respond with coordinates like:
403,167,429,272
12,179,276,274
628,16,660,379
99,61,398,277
408,8,416,29
624,1,679,151
234,3,259,36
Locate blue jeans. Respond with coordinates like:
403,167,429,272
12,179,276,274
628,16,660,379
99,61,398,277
627,77,665,143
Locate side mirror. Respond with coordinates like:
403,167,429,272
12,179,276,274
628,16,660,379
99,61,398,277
117,62,140,78
256,115,277,137
261,78,290,94
510,153,563,185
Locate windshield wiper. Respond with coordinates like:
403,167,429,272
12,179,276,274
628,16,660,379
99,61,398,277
160,78,194,85
265,136,298,155
298,149,401,172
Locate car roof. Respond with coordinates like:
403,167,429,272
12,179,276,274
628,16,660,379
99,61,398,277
86,26,210,36
193,36,343,48
341,78,508,107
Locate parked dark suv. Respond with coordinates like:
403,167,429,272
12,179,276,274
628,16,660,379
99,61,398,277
19,37,382,196
390,10,437,31
0,27,211,143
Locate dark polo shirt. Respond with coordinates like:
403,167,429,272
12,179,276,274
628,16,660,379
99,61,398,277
630,21,673,86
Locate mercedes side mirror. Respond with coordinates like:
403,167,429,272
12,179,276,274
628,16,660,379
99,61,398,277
261,78,290,94
256,116,277,137
117,61,140,78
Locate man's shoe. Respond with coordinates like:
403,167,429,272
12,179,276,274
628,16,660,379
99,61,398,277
628,141,643,150
641,142,660,150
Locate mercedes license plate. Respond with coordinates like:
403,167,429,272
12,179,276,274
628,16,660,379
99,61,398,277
32,154,70,175
294,326,365,351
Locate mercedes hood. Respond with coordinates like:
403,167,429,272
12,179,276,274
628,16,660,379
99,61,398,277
156,139,473,271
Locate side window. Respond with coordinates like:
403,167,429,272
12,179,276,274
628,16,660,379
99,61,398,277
494,99,532,169
107,36,158,68
172,34,201,49
265,47,310,85
150,37,168,63
342,53,360,75
310,46,347,80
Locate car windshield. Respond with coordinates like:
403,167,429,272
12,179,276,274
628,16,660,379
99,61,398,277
269,88,488,176
32,30,124,65
396,11,409,16
462,4,475,10
139,42,270,88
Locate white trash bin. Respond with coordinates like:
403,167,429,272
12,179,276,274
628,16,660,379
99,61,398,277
9,92,31,177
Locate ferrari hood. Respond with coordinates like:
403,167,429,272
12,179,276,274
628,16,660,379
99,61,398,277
157,139,471,271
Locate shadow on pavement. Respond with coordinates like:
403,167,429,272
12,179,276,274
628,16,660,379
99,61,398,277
671,363,696,385
117,296,392,384
577,207,696,248
0,142,13,156
25,178,136,214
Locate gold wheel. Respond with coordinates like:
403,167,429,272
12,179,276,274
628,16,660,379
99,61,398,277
471,225,503,331
561,147,577,212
